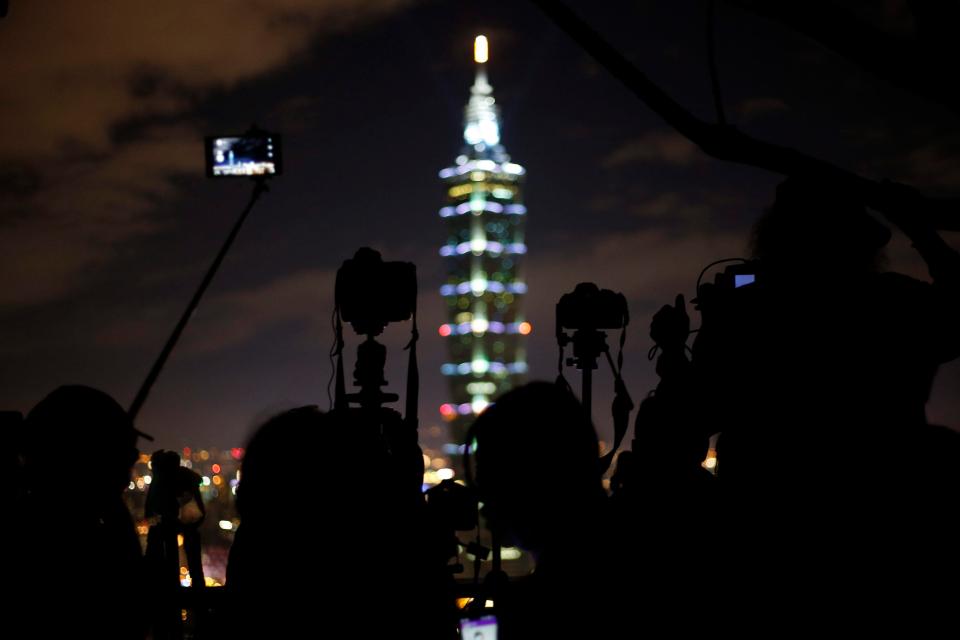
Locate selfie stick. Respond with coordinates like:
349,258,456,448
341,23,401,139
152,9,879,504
128,177,269,420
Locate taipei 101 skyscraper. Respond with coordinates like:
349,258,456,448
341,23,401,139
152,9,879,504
437,36,529,448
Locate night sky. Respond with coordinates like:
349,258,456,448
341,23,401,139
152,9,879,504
1,0,957,452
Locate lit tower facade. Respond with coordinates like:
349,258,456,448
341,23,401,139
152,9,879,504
438,36,530,446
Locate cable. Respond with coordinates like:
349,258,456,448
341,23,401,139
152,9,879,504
696,257,746,293
706,0,727,124
327,306,338,411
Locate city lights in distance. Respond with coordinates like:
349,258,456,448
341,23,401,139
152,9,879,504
518,321,532,335
437,468,456,481
439,403,458,420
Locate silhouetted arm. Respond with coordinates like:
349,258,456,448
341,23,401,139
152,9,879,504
882,182,960,361
883,181,960,289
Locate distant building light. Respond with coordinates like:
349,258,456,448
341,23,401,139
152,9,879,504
440,403,458,419
507,282,528,294
437,468,456,481
467,381,497,395
471,397,490,414
470,278,487,295
507,361,528,374
471,318,489,334
501,547,523,560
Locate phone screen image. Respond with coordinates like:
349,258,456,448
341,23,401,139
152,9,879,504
734,273,756,288
205,134,281,177
460,614,498,640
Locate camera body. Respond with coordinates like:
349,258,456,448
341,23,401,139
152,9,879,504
336,248,417,336
695,260,761,313
715,261,760,290
557,282,628,330
205,130,282,178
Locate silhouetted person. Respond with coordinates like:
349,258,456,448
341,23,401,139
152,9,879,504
1,411,24,506
469,382,633,638
226,406,453,638
144,449,205,637
15,385,149,639
683,177,960,624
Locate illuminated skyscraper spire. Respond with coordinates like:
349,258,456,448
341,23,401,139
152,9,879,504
437,35,529,452
463,35,501,151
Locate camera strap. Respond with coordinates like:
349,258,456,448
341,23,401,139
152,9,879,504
333,306,347,412
599,327,633,474
403,308,419,428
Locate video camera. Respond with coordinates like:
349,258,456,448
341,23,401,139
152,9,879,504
694,259,761,313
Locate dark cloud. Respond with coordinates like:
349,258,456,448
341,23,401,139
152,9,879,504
601,130,704,168
0,0,415,309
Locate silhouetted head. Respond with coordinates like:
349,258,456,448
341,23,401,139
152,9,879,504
22,385,144,498
469,382,604,553
632,394,709,476
751,177,890,278
236,406,325,520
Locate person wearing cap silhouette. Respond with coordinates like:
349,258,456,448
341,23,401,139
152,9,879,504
15,385,151,638
669,177,960,626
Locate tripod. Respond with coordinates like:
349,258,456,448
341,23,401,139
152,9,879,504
557,325,634,474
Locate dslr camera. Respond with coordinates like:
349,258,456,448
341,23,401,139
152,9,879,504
557,282,628,330
336,248,417,336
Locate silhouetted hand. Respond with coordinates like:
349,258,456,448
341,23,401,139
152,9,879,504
651,294,689,352
879,179,933,241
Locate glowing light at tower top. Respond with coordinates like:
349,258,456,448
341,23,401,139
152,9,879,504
464,35,500,148
474,35,489,64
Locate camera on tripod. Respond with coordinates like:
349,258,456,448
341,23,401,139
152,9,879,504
557,283,628,331
333,247,418,411
336,248,417,337
555,283,633,473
